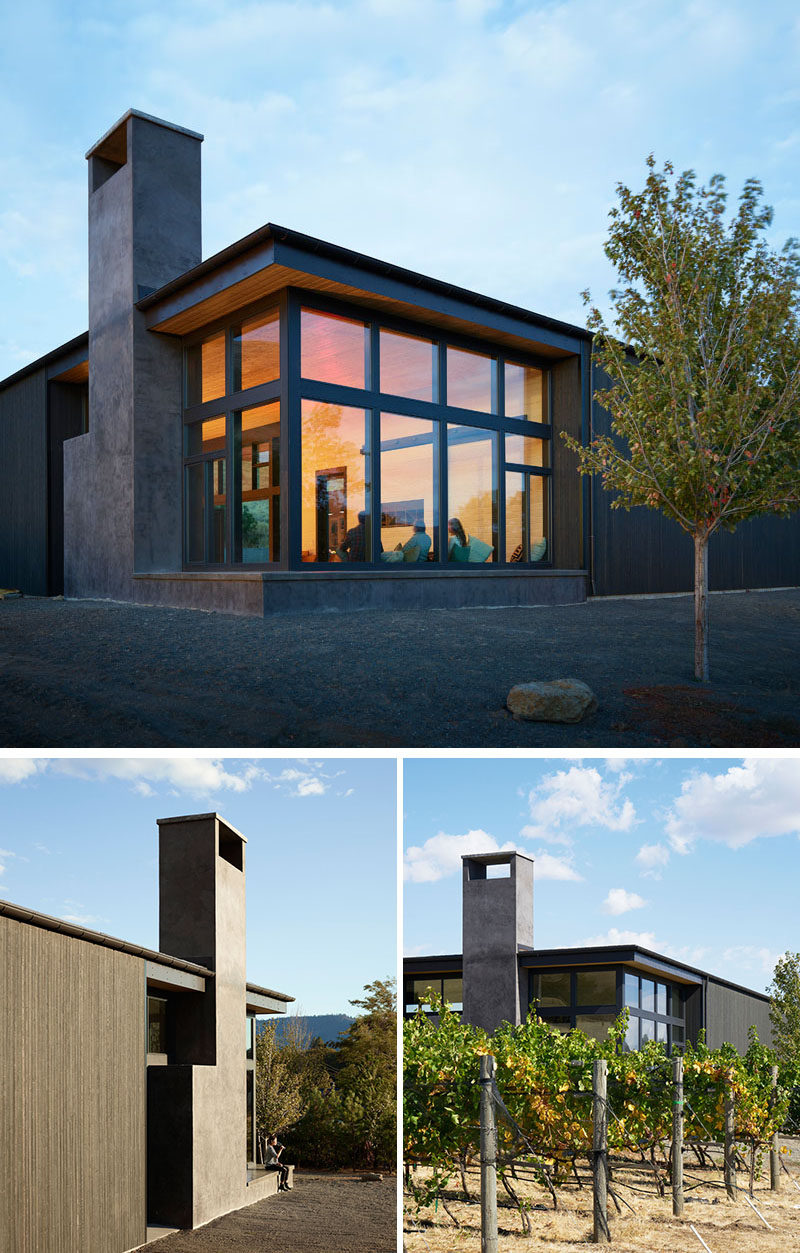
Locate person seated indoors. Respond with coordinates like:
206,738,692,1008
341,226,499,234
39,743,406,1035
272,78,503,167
447,516,493,563
401,522,431,563
336,511,382,562
447,516,469,559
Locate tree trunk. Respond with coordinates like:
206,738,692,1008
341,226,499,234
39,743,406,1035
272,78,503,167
693,533,710,682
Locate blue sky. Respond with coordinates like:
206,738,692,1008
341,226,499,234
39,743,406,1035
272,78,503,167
1,0,799,378
0,755,396,1016
403,755,800,993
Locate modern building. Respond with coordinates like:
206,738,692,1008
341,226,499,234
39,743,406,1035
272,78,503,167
403,851,772,1054
0,811,293,1253
1,108,798,613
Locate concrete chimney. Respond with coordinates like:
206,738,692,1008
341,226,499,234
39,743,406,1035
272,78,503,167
461,851,534,1031
64,110,203,600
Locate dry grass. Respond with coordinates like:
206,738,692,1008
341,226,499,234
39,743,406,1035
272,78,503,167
404,1139,800,1253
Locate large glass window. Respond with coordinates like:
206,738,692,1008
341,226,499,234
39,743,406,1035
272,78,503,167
447,426,496,562
576,970,616,1006
505,362,545,421
576,1013,616,1042
380,413,436,563
183,300,557,572
447,345,495,413
237,402,280,563
185,332,226,406
148,996,167,1054
233,309,279,392
379,329,435,402
404,975,463,1015
505,473,548,564
535,972,570,1008
301,308,368,389
301,401,370,562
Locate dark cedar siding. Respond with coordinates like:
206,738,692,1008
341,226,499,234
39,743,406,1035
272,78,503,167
551,355,585,571
589,365,800,596
1,915,146,1253
705,978,773,1053
0,367,49,594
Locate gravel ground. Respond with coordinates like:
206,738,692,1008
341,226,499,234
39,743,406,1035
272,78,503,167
151,1172,396,1253
1,589,799,747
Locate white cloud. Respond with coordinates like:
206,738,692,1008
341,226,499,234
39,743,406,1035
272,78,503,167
0,759,41,784
533,851,583,882
635,843,670,878
603,887,648,915
263,767,328,797
521,766,637,845
51,758,255,795
721,945,781,977
665,759,800,851
575,927,657,948
404,829,517,883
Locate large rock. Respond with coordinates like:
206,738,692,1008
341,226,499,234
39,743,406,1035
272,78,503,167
507,678,598,723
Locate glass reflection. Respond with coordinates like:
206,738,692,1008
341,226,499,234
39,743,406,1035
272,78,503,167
185,332,226,406
211,458,227,563
379,329,435,402
185,463,205,563
447,345,495,412
576,1014,615,1042
186,415,226,457
537,972,570,1008
505,362,545,421
233,309,279,392
447,426,496,562
505,473,548,563
505,435,547,467
237,402,280,563
301,401,370,562
301,308,368,389
380,413,436,563
576,970,616,1006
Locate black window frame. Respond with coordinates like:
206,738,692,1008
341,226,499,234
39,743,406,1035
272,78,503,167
181,287,555,572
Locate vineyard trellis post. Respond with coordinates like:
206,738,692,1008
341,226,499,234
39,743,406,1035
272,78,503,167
672,1053,684,1217
724,1080,737,1200
592,1057,609,1244
770,1065,780,1192
479,1053,498,1253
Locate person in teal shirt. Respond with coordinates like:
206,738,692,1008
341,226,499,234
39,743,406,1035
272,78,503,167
402,523,431,562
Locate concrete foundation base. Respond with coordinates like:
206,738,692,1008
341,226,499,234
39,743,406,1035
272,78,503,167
132,568,588,616
246,1165,295,1199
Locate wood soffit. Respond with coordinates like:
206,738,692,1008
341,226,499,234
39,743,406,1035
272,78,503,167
145,264,576,360
51,359,89,383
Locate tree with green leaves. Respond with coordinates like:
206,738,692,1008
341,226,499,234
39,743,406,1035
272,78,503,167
769,952,800,1065
565,157,800,681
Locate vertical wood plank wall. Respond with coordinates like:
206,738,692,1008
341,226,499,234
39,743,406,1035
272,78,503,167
551,357,584,571
0,369,49,595
0,917,146,1253
705,981,773,1053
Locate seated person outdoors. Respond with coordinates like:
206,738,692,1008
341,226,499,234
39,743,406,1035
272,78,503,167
447,516,493,563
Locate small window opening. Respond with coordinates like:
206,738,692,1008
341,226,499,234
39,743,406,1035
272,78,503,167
219,824,243,871
486,863,511,879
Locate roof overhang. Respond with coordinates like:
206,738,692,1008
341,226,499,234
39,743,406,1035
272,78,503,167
145,959,207,994
246,981,294,1015
138,224,588,360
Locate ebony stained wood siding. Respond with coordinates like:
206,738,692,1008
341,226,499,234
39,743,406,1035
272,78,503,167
551,356,584,570
590,365,800,595
0,916,146,1253
0,368,49,594
704,979,773,1053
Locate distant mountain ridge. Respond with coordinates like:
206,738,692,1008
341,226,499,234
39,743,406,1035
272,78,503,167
258,1014,356,1044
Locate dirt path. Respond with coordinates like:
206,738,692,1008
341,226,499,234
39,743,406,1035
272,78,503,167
1,589,799,746
153,1172,396,1252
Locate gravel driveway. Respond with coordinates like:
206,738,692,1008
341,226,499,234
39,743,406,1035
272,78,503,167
1,589,798,747
149,1172,396,1253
